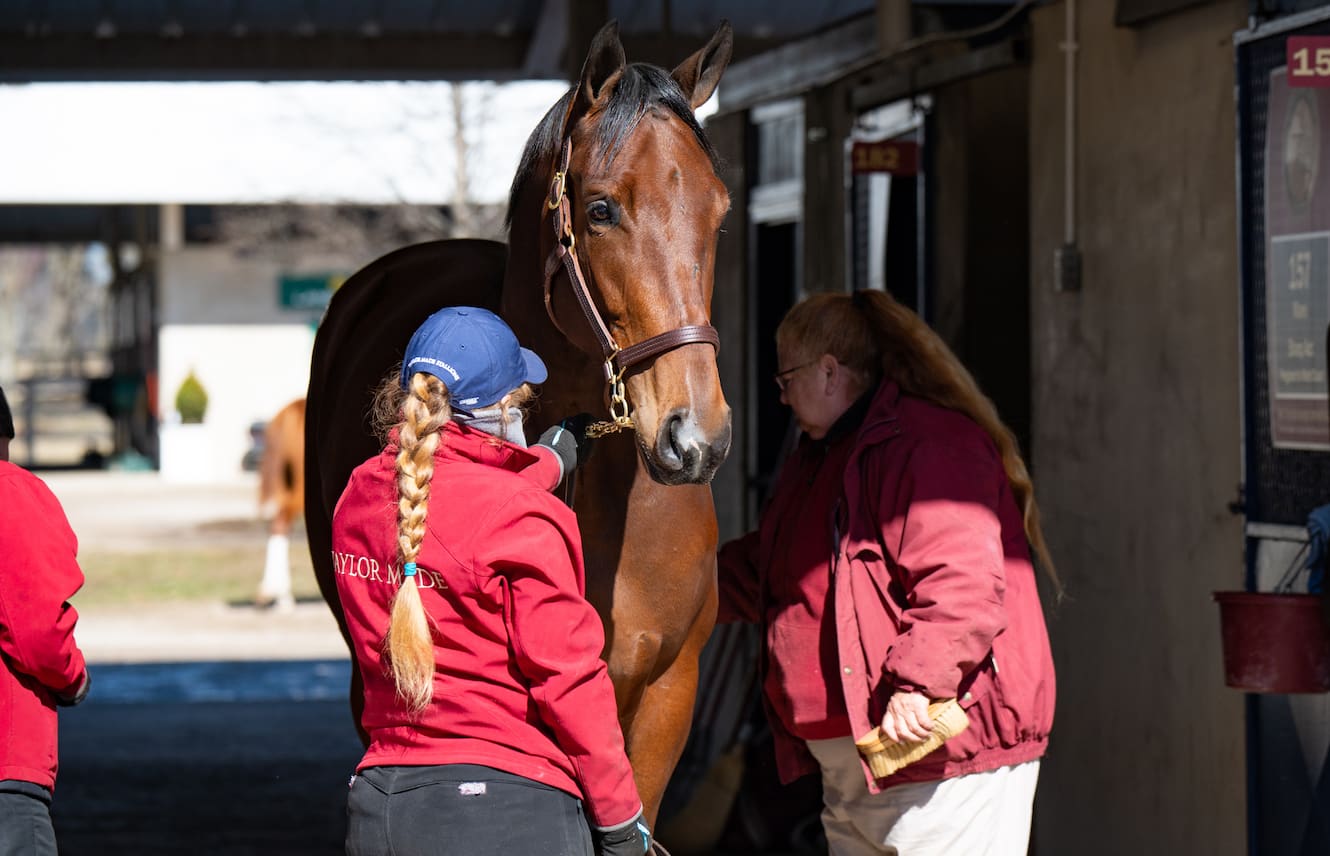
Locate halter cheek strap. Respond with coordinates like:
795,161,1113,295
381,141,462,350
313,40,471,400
542,138,721,436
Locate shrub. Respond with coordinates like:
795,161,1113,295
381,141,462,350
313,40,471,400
175,371,209,424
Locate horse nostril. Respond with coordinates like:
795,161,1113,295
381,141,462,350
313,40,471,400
661,410,707,474
657,413,687,472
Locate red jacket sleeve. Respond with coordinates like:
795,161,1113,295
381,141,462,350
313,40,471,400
478,490,642,829
717,530,762,624
519,445,564,492
878,439,1007,698
0,468,88,697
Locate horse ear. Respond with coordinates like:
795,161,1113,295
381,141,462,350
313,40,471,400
561,20,627,137
671,20,733,110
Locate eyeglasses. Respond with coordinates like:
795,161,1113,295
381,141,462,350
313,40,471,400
773,361,815,392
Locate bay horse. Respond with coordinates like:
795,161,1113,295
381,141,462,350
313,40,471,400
305,21,734,828
257,397,306,611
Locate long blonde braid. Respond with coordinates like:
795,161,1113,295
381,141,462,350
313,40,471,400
385,371,452,713
777,291,1062,596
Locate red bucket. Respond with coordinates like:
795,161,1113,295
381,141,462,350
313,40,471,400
1213,592,1330,693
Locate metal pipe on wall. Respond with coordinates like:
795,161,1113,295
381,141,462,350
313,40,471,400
1064,0,1076,247
1055,0,1081,292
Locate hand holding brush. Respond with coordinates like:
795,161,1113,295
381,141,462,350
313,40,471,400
855,692,970,779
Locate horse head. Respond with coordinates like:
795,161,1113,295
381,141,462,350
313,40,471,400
506,21,734,486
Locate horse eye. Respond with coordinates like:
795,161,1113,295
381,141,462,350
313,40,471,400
587,199,619,227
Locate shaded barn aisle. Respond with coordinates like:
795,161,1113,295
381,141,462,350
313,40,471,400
51,660,362,855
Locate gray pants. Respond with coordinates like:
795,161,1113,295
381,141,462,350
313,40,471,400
0,780,57,856
346,764,594,856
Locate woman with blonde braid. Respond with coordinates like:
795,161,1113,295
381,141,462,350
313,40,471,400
718,290,1058,856
332,307,650,856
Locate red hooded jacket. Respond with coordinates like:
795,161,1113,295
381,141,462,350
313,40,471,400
0,462,89,791
719,381,1055,791
331,421,642,828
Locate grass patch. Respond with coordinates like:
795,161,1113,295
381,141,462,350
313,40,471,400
75,546,321,607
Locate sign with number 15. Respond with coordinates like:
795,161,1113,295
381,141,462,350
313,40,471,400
1288,36,1330,88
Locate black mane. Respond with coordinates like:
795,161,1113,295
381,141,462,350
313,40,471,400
504,63,719,229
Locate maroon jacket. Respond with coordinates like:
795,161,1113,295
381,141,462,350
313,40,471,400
331,421,642,828
719,381,1055,791
0,462,89,791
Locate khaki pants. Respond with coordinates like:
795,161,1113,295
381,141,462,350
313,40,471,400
806,737,1039,856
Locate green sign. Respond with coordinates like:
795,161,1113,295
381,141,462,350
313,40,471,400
279,274,343,311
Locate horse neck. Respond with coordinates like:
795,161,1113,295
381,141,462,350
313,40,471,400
500,180,546,311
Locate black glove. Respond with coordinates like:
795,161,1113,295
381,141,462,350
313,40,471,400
55,669,90,707
536,413,597,476
593,811,651,856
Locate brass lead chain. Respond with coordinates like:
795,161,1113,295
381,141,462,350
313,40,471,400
585,419,630,438
586,357,635,438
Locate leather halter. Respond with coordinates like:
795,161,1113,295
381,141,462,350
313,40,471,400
541,138,720,435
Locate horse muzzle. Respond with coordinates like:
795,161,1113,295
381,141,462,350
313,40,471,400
646,405,732,485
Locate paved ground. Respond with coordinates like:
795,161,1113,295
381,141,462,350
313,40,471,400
42,470,268,553
72,597,348,665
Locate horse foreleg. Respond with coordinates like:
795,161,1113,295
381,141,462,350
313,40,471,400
612,605,715,828
257,512,295,611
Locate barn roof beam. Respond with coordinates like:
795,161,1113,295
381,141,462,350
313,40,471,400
0,33,538,83
0,29,803,83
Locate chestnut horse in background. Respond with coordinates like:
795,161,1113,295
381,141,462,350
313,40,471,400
257,397,305,611
304,21,733,827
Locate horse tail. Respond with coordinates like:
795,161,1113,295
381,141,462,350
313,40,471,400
387,373,451,714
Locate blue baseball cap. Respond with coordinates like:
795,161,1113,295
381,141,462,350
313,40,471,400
399,306,547,413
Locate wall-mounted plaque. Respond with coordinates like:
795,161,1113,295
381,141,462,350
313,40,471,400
1265,67,1330,450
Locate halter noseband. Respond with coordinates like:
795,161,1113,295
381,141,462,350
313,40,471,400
541,138,721,437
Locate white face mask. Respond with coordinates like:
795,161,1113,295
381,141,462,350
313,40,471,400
453,405,527,447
